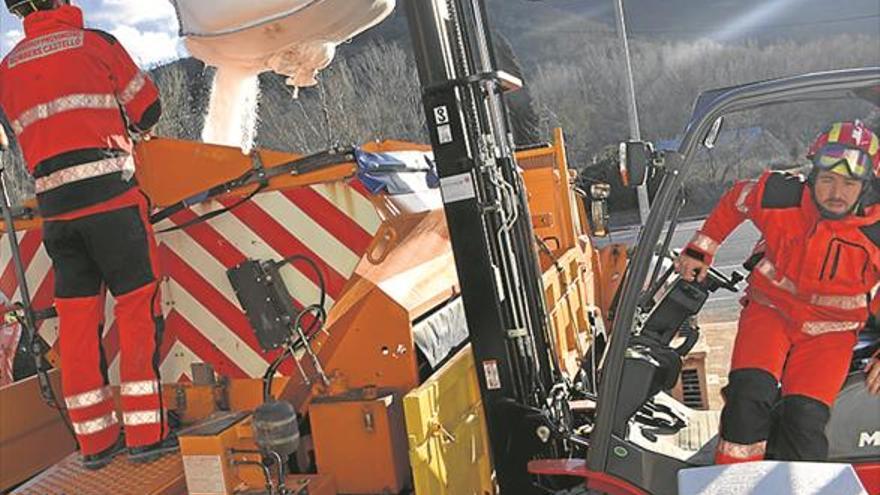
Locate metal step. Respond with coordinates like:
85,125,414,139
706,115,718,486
628,395,722,464
12,450,185,495
674,409,721,453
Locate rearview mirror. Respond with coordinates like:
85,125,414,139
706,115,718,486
573,181,612,238
619,141,653,187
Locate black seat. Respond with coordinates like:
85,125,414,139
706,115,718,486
614,335,683,434
852,318,880,372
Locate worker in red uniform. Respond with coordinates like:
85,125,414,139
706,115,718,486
0,0,176,470
676,120,880,463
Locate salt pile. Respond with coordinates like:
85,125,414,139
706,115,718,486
170,0,396,152
202,67,261,154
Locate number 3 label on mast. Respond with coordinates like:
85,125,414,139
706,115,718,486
433,105,453,144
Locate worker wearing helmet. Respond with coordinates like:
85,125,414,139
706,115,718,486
0,0,176,469
676,120,880,464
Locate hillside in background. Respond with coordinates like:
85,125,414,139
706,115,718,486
1,1,878,214
489,0,880,44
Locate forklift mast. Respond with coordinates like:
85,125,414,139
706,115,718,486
403,0,561,492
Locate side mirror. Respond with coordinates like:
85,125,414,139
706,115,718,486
588,183,611,237
619,141,653,187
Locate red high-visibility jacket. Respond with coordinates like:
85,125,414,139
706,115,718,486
0,5,160,217
686,171,880,335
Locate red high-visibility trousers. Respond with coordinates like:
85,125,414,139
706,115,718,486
45,195,169,455
715,299,857,464
55,295,119,455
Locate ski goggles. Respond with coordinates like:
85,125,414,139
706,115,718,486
811,143,874,181
7,0,41,17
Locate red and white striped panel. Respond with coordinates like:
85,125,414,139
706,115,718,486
0,228,59,347
0,179,381,383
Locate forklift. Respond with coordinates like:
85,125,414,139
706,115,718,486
405,0,880,492
1,0,878,493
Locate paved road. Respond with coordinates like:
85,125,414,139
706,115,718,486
602,218,761,323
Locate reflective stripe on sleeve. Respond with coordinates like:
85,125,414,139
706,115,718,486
119,72,147,105
754,258,797,294
735,181,756,214
690,232,720,255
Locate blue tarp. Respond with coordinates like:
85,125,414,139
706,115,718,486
355,148,440,195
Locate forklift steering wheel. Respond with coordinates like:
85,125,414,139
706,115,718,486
703,265,744,293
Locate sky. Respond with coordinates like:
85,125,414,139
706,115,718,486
0,0,185,66
1,0,878,67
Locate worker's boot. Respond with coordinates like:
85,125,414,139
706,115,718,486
128,433,180,464
82,435,126,470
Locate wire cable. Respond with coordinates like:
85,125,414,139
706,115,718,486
275,255,326,334
262,254,329,402
9,310,77,442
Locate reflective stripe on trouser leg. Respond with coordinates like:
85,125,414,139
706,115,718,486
116,281,168,447
56,296,121,455
715,368,779,464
